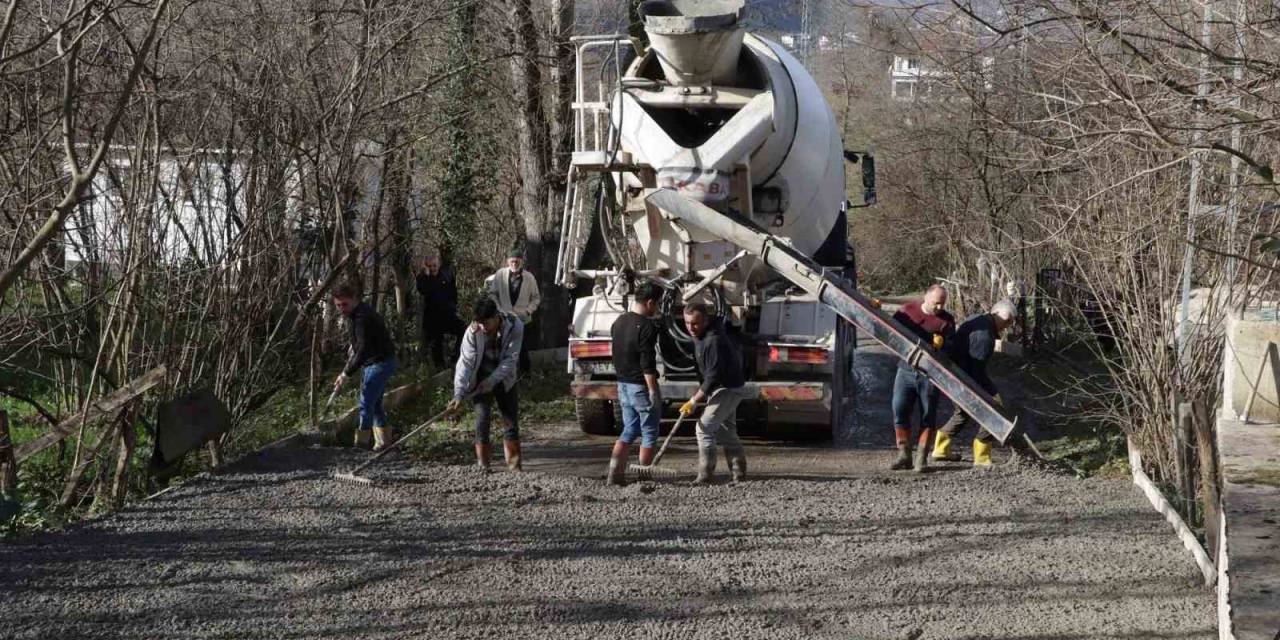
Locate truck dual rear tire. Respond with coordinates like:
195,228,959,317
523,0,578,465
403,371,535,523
575,398,618,436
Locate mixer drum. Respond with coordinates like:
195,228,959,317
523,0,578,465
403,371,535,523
613,29,846,263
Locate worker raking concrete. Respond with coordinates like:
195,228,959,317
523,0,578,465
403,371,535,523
680,303,747,484
331,283,397,451
606,282,663,486
448,298,524,472
934,300,1018,467
889,284,955,472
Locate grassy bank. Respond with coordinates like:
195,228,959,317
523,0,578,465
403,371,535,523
2,361,575,537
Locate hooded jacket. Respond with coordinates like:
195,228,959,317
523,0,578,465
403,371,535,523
692,317,745,396
453,313,524,399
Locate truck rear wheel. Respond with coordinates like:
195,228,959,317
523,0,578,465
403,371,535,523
575,398,618,436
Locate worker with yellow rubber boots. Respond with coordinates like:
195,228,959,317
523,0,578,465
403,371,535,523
934,300,1018,467
889,284,956,472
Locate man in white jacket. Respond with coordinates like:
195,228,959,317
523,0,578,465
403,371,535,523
485,248,539,370
448,298,524,472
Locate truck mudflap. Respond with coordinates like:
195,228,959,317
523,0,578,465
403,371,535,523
647,188,1017,443
571,381,827,403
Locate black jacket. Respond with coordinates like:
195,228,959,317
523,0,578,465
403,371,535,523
692,318,745,395
946,313,998,395
416,266,459,323
343,302,395,375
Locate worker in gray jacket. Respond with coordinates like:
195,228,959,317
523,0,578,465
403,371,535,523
679,303,747,484
447,298,525,472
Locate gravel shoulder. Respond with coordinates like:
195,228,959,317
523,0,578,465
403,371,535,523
0,346,1216,639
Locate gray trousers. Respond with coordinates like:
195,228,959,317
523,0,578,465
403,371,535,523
696,387,745,450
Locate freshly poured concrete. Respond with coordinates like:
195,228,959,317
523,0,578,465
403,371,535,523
0,437,1215,639
0,345,1216,639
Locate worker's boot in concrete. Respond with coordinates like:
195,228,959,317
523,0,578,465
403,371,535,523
694,446,717,484
727,446,748,483
913,429,932,473
354,429,373,450
475,443,492,473
932,431,962,462
372,426,393,452
972,439,994,468
504,439,523,472
889,427,912,470
606,441,629,486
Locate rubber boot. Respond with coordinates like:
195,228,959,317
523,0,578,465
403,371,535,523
475,443,492,473
973,439,994,468
889,427,912,470
354,429,373,450
694,446,717,484
933,431,962,462
638,446,656,466
372,426,393,452
913,429,932,473
727,446,747,483
504,439,523,472
606,441,629,486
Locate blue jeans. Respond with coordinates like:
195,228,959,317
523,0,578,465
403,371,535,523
617,382,660,448
359,359,396,430
892,367,939,429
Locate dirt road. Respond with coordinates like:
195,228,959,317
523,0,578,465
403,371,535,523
0,345,1215,639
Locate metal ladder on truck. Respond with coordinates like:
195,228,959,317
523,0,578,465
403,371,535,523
647,189,1019,443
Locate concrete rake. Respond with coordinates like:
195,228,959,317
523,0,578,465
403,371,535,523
332,403,457,487
627,411,694,481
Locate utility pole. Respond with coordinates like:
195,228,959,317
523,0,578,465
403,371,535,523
799,0,813,69
1224,0,1246,296
1177,0,1213,370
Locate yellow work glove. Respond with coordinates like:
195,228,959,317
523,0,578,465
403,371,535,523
932,334,944,350
870,298,883,309
679,400,696,416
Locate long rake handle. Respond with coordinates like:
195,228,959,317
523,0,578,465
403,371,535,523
650,410,693,467
349,402,458,474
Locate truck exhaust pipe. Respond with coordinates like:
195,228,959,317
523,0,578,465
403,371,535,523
639,0,746,87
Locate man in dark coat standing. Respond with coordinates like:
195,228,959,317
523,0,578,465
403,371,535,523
416,253,464,369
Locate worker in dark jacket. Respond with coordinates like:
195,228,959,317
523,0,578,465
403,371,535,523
890,284,956,472
935,300,1017,467
332,283,397,451
415,254,463,368
606,281,663,486
680,303,747,484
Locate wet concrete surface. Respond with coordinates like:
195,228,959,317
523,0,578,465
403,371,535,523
0,344,1216,639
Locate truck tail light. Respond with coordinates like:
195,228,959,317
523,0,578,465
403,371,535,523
768,345,829,364
570,340,612,359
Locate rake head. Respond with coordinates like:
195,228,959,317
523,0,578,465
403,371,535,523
626,463,683,481
333,470,375,486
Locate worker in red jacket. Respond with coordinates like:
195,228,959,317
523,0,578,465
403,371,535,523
889,284,955,472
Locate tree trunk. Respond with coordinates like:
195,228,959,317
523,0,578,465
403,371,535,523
383,131,414,322
0,412,17,501
508,0,566,351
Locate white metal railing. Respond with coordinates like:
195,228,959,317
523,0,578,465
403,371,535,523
555,35,639,287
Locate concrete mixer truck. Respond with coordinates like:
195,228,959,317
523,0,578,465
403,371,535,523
557,0,1017,442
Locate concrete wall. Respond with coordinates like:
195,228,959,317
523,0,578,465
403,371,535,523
1222,310,1280,423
